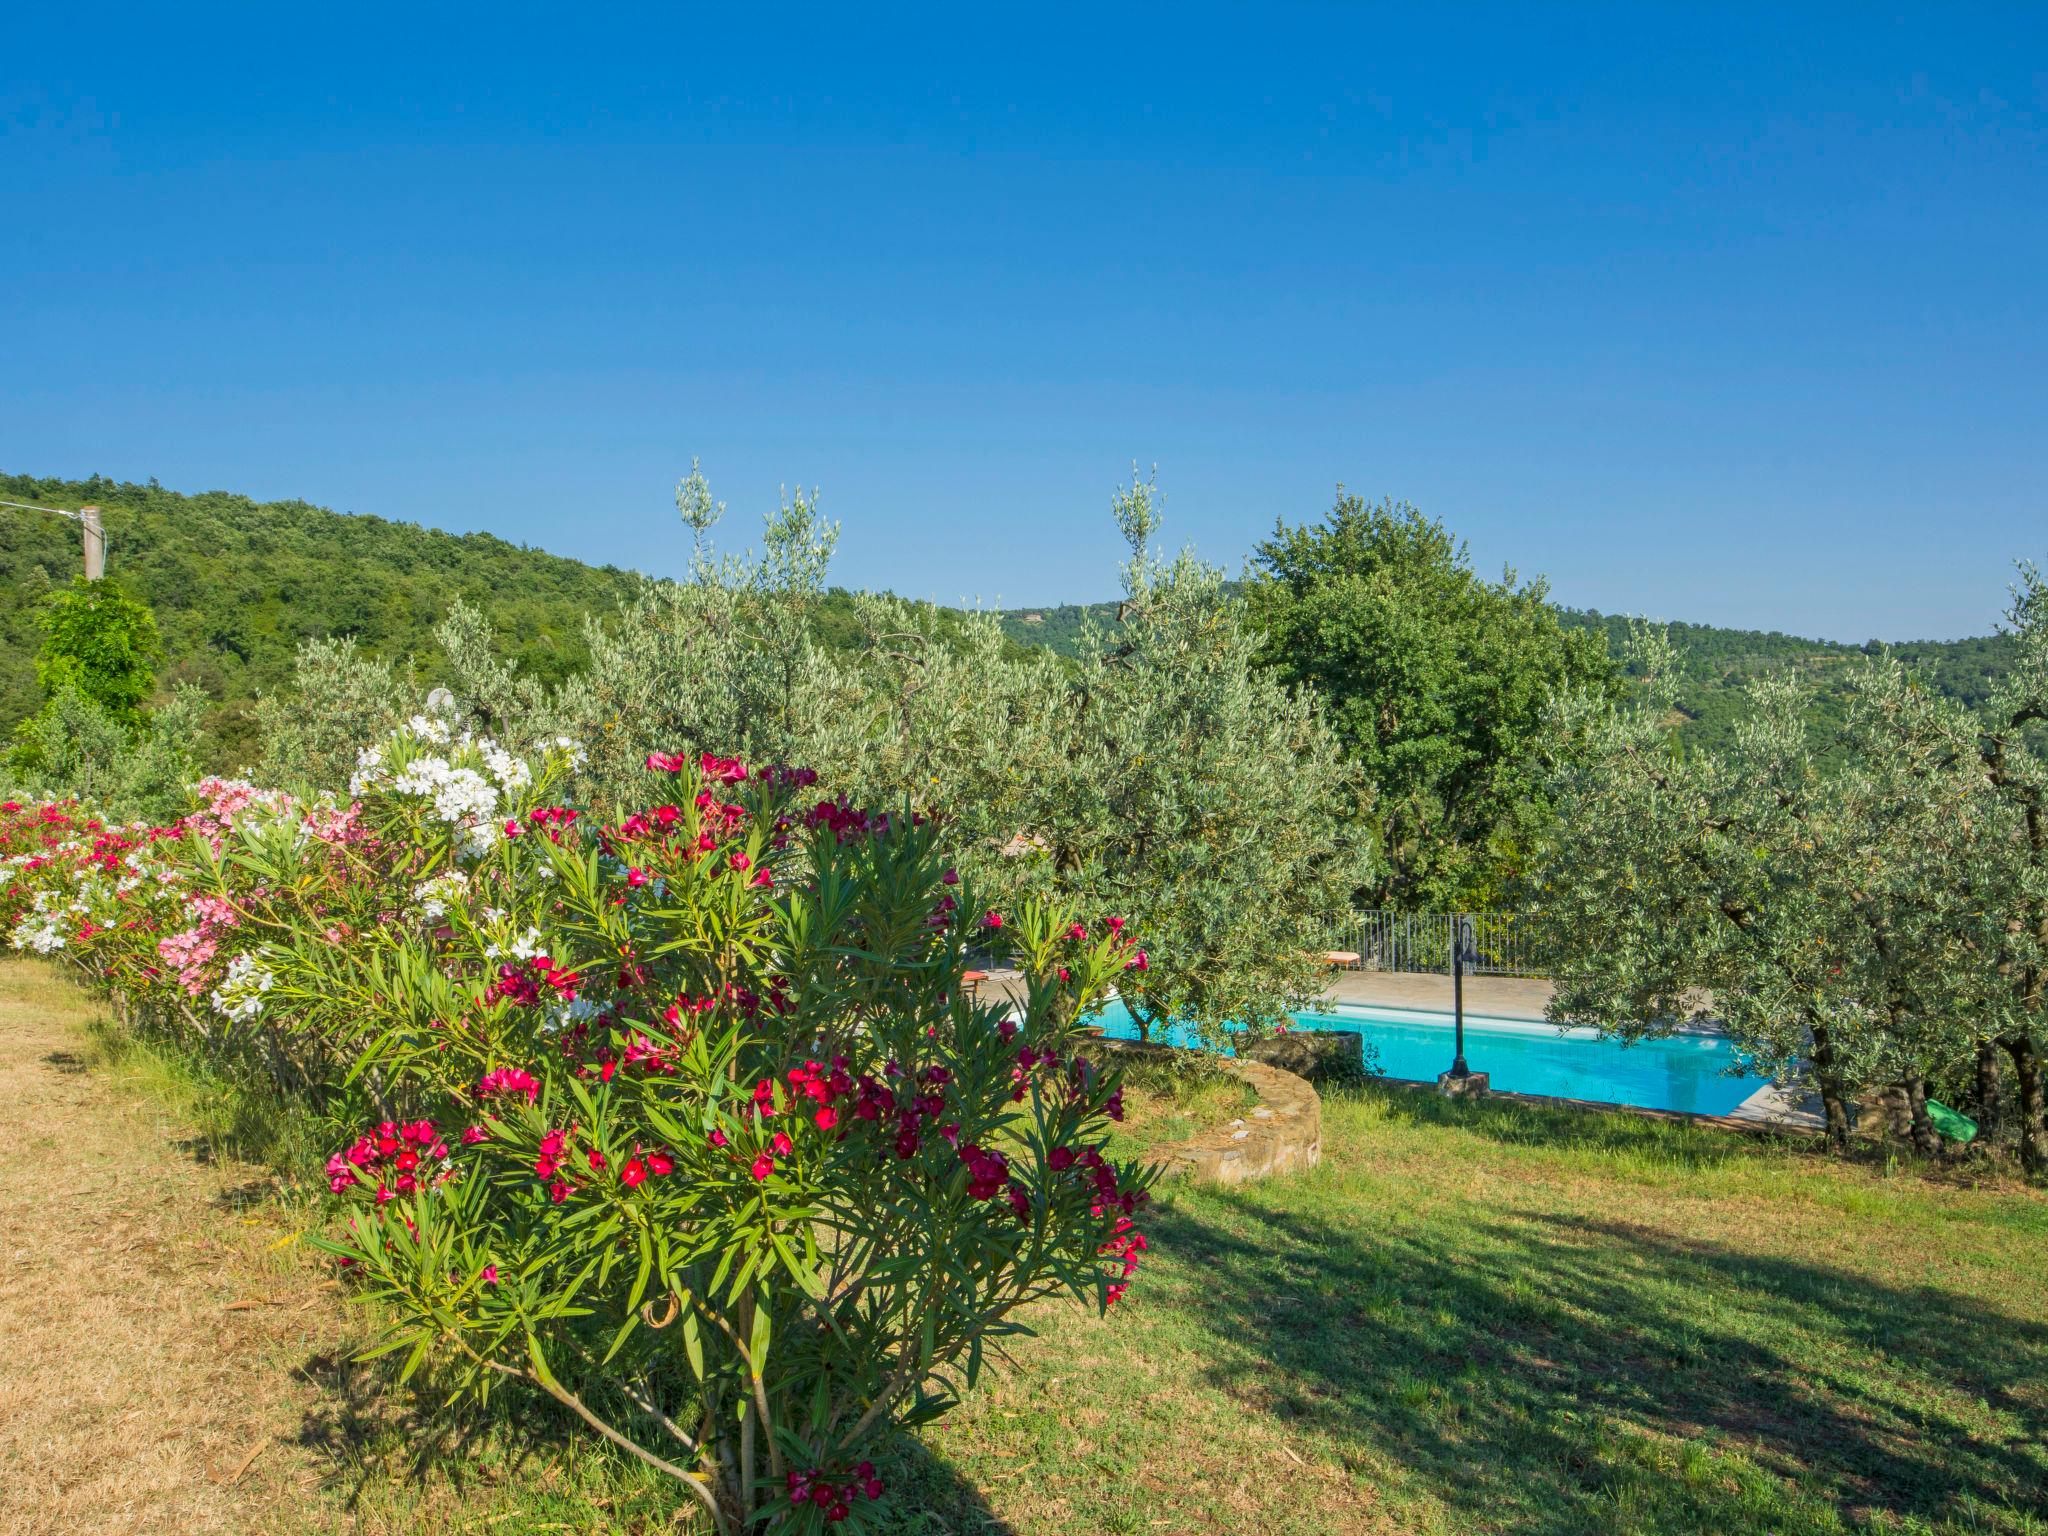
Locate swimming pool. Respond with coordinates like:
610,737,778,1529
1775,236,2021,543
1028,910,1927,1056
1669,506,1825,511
1090,999,1757,1116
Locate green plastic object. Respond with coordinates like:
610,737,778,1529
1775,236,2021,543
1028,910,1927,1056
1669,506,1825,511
1925,1100,1978,1143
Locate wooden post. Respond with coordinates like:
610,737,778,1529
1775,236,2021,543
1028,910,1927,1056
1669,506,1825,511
80,506,106,581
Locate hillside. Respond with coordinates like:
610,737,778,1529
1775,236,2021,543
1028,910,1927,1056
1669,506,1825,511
1556,609,2016,750
997,601,1120,658
1,472,643,762
996,599,2015,752
0,473,1026,764
2,472,2017,766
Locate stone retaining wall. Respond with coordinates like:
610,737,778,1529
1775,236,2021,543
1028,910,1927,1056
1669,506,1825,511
1239,1029,1368,1085
1085,1039,1322,1184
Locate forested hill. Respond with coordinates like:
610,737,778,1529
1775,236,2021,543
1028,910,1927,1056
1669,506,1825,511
996,600,2016,750
997,601,1121,657
0,472,1016,763
1,471,2016,764
1555,609,2016,747
0,472,643,758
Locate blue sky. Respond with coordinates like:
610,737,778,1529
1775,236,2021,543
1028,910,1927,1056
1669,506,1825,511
3,5,2044,640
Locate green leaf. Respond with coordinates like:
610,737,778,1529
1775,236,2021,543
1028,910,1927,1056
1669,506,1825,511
748,1290,773,1380
681,1307,706,1382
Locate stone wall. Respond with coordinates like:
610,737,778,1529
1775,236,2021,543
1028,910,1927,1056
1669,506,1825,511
1085,1039,1323,1185
1239,1029,1367,1085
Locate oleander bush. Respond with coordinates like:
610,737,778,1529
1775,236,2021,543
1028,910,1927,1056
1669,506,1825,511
1,720,1152,1532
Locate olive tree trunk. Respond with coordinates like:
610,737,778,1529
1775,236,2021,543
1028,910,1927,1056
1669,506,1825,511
2002,1033,2048,1175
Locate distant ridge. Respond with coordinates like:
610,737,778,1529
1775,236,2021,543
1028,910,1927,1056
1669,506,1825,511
0,471,642,760
1,471,2013,764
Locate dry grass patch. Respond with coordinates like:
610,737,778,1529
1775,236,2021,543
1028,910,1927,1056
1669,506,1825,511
0,962,349,1536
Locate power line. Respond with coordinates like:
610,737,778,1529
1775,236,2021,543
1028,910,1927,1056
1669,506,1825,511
0,497,107,578
0,498,84,521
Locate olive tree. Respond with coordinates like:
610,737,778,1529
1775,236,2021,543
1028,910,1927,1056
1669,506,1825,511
384,465,1372,1052
1013,473,1373,1041
1537,630,2008,1152
1936,565,2048,1171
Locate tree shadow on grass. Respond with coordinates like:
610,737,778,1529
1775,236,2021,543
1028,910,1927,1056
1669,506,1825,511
293,1346,1010,1534
1147,1190,2048,1535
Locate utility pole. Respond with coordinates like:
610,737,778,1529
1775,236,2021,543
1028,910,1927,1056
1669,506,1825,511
80,506,106,581
0,498,108,581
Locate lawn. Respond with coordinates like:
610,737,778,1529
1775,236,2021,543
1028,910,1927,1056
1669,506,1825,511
7,959,2045,1535
896,1085,2048,1536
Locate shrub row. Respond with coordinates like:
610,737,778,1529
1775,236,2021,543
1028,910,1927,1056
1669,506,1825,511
0,717,1152,1533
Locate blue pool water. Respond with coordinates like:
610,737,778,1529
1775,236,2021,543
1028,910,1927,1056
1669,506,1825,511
1092,1000,1756,1116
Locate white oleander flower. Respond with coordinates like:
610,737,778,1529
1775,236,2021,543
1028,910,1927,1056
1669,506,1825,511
209,952,275,1022
412,870,471,921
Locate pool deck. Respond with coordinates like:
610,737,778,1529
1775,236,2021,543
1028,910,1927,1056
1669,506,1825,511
1318,970,1554,1020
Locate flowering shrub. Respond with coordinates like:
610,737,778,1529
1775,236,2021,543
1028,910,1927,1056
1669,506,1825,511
1,724,1151,1533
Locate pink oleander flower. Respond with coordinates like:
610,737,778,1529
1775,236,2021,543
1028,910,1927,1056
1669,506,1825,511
474,1067,541,1104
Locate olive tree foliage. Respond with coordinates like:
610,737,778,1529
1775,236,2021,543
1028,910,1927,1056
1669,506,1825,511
1829,662,2029,1153
435,465,1071,866
414,465,1368,1047
1537,626,2035,1160
539,467,844,805
1011,473,1374,1041
250,636,411,789
2,681,209,822
1931,563,2048,1171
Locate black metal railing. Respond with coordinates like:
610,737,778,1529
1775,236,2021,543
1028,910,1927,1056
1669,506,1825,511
1323,910,1546,978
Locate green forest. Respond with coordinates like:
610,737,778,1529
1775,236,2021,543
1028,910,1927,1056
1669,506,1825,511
1000,596,2016,753
0,472,1020,764
0,470,2017,769
0,472,641,761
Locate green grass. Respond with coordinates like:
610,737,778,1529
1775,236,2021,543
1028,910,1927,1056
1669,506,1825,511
51,980,2048,1534
898,1086,2048,1535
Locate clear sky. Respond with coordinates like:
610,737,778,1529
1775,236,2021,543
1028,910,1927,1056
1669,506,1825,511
3,4,2044,640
